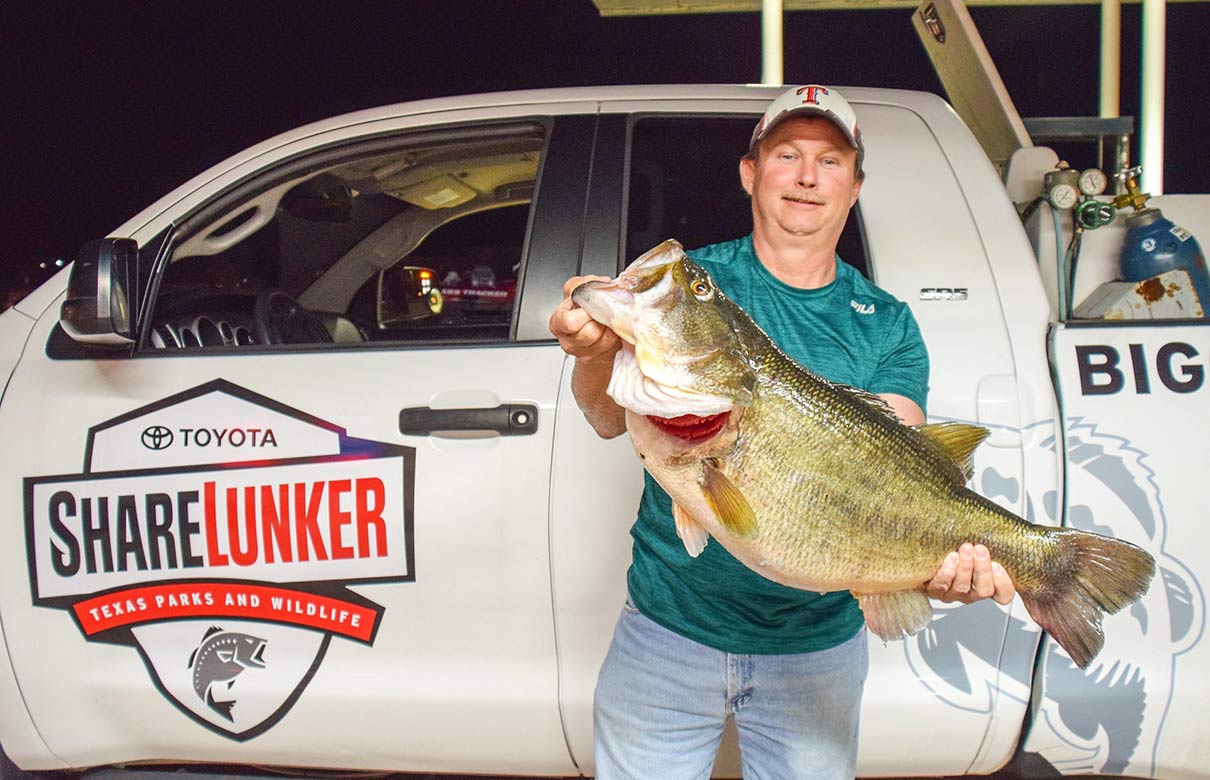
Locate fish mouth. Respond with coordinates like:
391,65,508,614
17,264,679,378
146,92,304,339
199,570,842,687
243,641,267,668
645,411,733,442
571,279,638,341
571,239,683,340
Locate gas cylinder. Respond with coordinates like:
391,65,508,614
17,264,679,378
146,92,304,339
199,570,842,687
1119,208,1210,310
1113,166,1210,313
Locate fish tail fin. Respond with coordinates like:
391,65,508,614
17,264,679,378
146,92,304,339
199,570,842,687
206,689,236,722
1019,529,1156,668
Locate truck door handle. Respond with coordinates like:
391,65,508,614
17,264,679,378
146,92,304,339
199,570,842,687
398,404,539,436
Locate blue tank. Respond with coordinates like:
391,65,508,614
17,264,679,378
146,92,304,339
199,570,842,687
1119,208,1210,313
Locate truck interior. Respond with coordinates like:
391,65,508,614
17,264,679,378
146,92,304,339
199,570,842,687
146,125,544,350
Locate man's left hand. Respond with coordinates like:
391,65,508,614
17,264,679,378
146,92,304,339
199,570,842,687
926,543,1015,605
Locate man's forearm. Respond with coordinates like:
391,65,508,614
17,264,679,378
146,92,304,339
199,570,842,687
572,355,627,439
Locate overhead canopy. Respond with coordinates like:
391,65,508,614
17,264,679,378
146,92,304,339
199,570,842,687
594,0,1197,12
592,0,1195,193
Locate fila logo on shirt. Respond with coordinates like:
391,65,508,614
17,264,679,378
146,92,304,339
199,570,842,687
851,300,876,315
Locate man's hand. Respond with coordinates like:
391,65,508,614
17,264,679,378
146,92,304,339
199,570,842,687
925,543,1015,605
550,275,627,438
548,275,621,363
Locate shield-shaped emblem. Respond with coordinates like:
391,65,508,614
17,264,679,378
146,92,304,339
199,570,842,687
25,380,415,740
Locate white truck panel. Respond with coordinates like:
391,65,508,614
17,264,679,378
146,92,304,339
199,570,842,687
1032,323,1210,778
0,294,575,773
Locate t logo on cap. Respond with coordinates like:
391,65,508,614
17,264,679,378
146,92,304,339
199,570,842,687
749,83,865,175
795,85,829,105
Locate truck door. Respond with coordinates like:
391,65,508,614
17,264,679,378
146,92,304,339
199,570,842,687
549,93,1052,778
0,113,595,775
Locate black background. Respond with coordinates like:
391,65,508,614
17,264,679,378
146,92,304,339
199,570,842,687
4,0,1207,303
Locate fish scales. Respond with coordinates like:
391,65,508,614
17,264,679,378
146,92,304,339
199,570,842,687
724,348,1008,590
572,239,1156,668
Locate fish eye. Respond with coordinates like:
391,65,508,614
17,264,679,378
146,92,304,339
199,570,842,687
691,280,713,300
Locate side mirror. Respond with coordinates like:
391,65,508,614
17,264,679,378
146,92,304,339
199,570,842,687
59,238,137,345
376,265,444,327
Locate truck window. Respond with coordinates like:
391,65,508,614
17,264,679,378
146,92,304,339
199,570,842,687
624,115,868,277
143,125,544,350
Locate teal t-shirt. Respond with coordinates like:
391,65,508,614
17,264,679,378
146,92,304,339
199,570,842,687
627,235,930,655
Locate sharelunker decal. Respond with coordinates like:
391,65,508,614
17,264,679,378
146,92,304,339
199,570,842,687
24,379,415,740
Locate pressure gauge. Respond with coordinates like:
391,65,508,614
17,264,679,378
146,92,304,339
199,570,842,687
1078,168,1108,196
1043,164,1080,210
1047,181,1079,210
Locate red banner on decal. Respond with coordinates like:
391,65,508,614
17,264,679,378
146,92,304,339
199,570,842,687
72,582,378,641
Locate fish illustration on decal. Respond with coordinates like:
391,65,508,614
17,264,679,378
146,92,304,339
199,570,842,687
188,626,268,721
904,419,1205,777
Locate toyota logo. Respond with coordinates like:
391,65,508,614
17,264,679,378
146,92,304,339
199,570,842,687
141,426,174,450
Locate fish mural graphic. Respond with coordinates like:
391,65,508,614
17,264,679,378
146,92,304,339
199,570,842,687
903,419,1205,776
188,626,268,721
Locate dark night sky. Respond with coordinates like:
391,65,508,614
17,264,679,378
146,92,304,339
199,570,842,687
3,0,1207,301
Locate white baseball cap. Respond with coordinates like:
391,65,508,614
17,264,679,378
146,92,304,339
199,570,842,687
749,84,864,171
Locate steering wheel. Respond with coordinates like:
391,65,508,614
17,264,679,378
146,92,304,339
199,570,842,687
253,290,333,345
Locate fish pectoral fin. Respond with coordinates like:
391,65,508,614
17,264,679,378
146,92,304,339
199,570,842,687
701,462,757,538
216,649,236,663
673,503,710,558
854,588,933,641
915,422,991,483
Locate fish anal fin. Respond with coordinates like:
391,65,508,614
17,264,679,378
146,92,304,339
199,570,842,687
915,422,991,482
673,503,709,558
701,462,757,538
854,588,933,641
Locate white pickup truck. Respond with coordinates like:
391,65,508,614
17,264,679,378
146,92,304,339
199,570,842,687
1,83,1207,780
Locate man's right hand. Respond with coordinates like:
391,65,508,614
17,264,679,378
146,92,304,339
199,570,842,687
548,275,622,363
549,275,627,439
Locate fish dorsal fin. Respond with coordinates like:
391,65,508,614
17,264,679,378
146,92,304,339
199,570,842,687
915,422,990,482
188,626,225,667
838,383,900,422
701,461,758,538
673,502,710,558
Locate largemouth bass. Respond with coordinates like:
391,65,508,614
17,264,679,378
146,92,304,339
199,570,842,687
572,239,1155,668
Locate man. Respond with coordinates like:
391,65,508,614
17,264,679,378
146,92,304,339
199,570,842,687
549,85,1015,779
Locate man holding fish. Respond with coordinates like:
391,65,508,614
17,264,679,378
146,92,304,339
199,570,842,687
549,85,1017,779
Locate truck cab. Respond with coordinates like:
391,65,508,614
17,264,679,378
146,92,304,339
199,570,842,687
0,84,1206,779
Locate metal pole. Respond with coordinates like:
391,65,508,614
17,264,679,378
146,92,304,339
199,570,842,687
1099,0,1120,118
1100,0,1122,183
761,0,783,85
1140,0,1165,194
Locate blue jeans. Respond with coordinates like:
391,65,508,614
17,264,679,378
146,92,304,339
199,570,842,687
593,601,868,780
